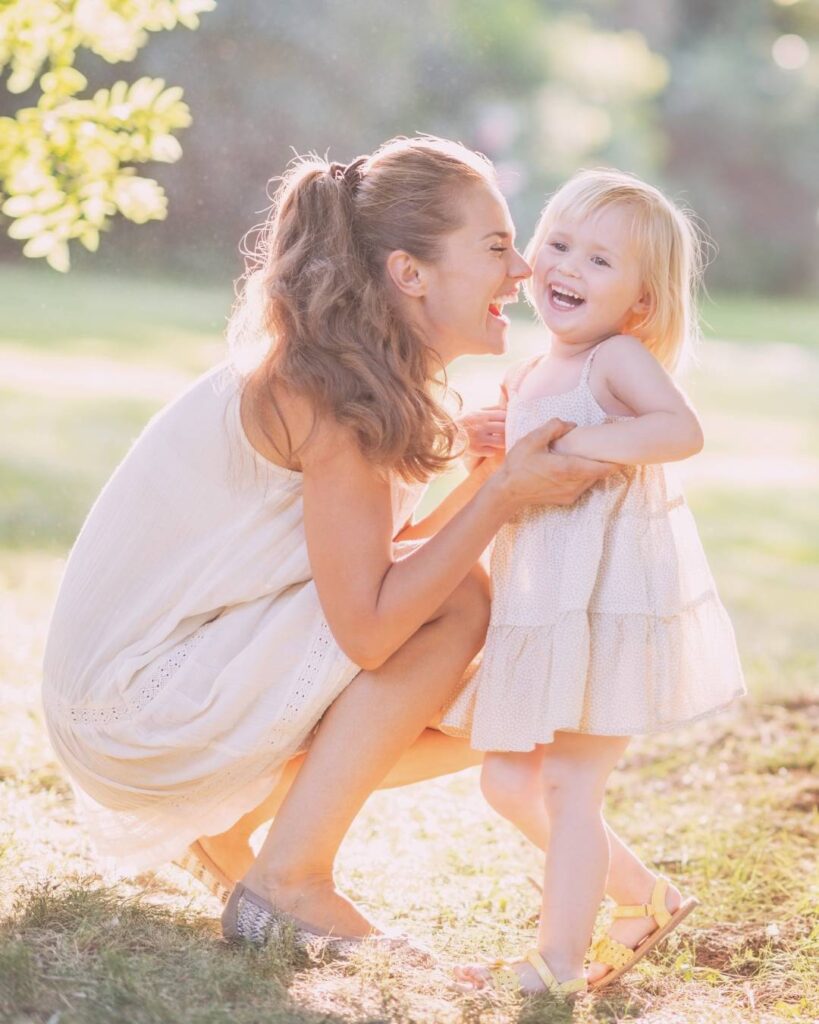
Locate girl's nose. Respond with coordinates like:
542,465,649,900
558,256,580,278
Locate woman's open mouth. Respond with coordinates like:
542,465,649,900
548,285,585,312
488,302,510,325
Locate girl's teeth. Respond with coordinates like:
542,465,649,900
551,286,583,309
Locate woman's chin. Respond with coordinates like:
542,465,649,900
477,319,509,356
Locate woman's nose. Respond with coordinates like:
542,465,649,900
510,248,531,280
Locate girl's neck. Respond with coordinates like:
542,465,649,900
547,334,606,363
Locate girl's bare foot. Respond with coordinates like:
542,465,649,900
586,879,682,985
454,950,584,994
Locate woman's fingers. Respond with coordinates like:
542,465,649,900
525,417,577,446
548,453,616,504
502,419,617,507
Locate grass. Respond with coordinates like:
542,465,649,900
1,266,818,1023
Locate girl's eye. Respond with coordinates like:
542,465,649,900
550,241,567,252
591,256,610,267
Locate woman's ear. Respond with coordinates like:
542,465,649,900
386,250,427,298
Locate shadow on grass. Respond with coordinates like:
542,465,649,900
0,879,366,1024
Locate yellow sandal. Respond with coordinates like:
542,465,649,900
589,876,698,991
457,949,587,999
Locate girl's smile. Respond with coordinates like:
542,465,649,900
533,205,649,350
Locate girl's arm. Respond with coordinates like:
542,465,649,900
301,410,614,671
551,335,704,465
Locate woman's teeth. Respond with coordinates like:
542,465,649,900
550,286,584,310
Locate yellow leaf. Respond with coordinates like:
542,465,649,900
8,214,48,240
23,232,57,258
46,241,71,272
2,195,36,218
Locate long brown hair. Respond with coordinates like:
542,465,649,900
228,136,496,482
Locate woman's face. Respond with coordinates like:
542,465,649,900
415,184,531,364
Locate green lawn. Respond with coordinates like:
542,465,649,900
0,266,817,1023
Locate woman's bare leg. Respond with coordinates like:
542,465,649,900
199,730,482,881
232,566,489,937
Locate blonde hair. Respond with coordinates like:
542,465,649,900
228,135,496,482
525,168,706,373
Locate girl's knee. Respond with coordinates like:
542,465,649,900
540,755,606,815
481,753,541,817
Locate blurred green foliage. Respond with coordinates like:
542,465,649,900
0,0,817,294
0,0,214,269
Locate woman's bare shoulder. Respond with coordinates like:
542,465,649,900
241,372,356,473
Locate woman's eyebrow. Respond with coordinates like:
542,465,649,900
480,230,513,241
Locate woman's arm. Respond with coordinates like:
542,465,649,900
551,335,704,465
302,415,614,671
396,455,502,541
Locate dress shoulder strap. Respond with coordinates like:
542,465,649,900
504,354,544,397
580,343,604,387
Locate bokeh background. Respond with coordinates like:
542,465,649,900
1,3,818,1023
3,0,818,289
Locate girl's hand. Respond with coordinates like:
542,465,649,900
460,406,506,458
495,418,616,509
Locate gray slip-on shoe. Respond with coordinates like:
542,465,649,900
221,882,434,964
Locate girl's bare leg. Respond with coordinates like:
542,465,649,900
478,745,682,983
457,733,629,990
535,732,631,981
232,566,490,937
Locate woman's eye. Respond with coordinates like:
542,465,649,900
490,245,508,254
591,256,610,267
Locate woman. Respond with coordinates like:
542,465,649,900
43,136,611,944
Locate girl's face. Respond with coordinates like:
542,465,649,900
531,204,649,350
416,184,531,363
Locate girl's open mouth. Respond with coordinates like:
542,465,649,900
549,285,585,312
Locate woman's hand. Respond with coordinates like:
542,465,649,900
494,418,617,510
459,406,506,458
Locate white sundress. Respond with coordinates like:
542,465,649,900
42,365,424,873
442,346,746,752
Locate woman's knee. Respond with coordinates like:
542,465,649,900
440,564,491,651
481,753,541,818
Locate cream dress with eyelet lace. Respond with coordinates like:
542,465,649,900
42,365,425,873
442,345,745,752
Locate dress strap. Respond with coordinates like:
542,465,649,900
580,343,604,387
504,354,544,397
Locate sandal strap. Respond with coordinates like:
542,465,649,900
489,960,523,994
611,877,671,928
589,933,635,971
488,951,587,996
526,950,587,994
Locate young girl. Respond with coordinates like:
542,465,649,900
446,169,745,995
